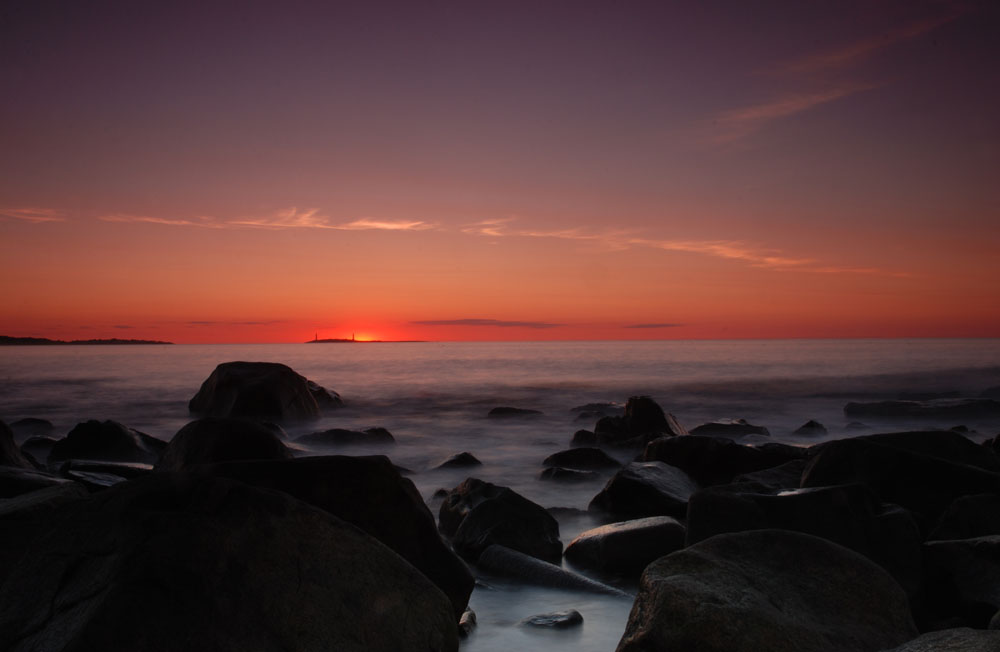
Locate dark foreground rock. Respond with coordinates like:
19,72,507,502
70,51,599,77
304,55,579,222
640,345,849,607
923,536,1000,628
189,361,342,421
0,466,76,499
589,462,699,519
594,396,686,447
439,478,562,563
295,427,395,447
844,398,1000,420
882,628,1000,651
565,516,686,575
616,529,917,652
477,545,627,596
0,421,33,469
49,420,166,465
0,474,458,652
929,493,1000,541
156,418,292,471
643,436,802,486
201,455,474,620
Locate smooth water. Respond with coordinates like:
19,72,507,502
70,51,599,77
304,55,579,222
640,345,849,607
2,339,1000,650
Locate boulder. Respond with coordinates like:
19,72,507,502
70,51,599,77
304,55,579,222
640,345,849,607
19,436,58,463
49,420,166,465
156,418,292,471
844,398,1000,420
882,628,1000,651
295,427,395,447
929,494,1000,541
201,455,474,620
615,529,918,652
487,406,542,418
732,459,806,491
543,447,620,470
594,396,686,447
0,421,33,469
689,418,770,439
794,419,828,436
189,361,341,421
0,474,458,652
458,609,476,638
439,478,561,563
802,431,1000,521
8,418,54,438
565,516,686,574
589,462,699,519
434,452,482,469
540,467,599,482
923,536,1000,628
521,610,583,629
643,436,802,486
571,429,597,447
477,545,626,595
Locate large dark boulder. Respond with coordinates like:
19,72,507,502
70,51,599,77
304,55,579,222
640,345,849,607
201,455,474,620
689,418,770,439
589,462,699,519
49,420,166,465
594,396,686,447
565,516,686,575
0,421,33,469
923,536,1000,628
295,427,395,447
616,529,918,652
156,418,292,471
189,361,342,421
643,436,803,486
439,478,561,563
844,398,1000,420
802,431,1000,522
929,494,1000,541
0,474,458,652
543,447,621,470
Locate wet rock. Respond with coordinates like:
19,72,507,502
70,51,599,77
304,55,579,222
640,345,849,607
55,460,152,491
571,429,597,447
732,459,806,491
844,398,1000,420
929,494,1000,541
594,396,686,447
923,536,1000,628
802,431,1000,521
156,418,292,471
540,467,599,482
543,447,621,470
440,478,562,563
0,421,34,469
616,529,917,652
295,427,395,447
794,419,828,436
565,516,685,575
589,462,699,519
488,406,543,418
883,628,1000,651
477,544,626,596
689,418,770,439
521,610,583,629
0,466,76,499
19,436,58,463
434,452,482,469
189,361,341,421
0,473,458,652
9,418,54,438
48,420,166,465
201,455,474,621
643,436,802,487
458,608,477,638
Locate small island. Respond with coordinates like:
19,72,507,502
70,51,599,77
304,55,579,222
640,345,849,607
305,334,424,344
0,336,173,345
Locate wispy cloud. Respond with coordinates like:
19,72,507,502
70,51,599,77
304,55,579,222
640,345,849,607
334,218,435,231
99,214,225,228
412,318,563,329
625,323,683,329
185,320,286,326
633,238,816,269
100,207,436,232
710,82,878,144
1,207,66,223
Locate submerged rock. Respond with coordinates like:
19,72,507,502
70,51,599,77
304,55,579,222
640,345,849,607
477,545,626,596
689,418,770,439
844,398,1000,420
434,452,482,469
521,610,584,629
156,418,292,471
571,429,597,447
295,427,395,447
589,462,699,519
0,473,458,652
487,407,543,418
616,529,917,652
49,420,166,465
794,420,828,436
565,516,686,575
8,418,54,438
189,361,342,421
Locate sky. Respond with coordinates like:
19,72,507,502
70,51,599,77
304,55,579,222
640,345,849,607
1,0,998,343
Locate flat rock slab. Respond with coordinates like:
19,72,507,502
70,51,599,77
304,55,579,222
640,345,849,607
616,529,917,652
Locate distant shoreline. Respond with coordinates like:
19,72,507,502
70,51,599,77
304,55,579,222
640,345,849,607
305,338,427,344
0,336,174,346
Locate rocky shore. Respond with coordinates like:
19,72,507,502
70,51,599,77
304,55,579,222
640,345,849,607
2,360,1000,651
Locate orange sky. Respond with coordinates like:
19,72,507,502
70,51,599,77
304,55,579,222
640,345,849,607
1,1,998,343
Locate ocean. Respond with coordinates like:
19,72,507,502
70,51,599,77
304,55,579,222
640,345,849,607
2,338,1000,651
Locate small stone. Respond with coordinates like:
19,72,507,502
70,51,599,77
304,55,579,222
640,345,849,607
521,610,583,629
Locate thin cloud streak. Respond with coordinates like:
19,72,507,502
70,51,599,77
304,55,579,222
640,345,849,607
625,323,683,329
412,319,563,329
100,214,225,228
101,208,435,232
1,207,66,223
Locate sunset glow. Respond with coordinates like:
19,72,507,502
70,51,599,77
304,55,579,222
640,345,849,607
1,1,998,343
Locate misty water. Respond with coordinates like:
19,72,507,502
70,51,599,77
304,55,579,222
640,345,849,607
2,339,1000,651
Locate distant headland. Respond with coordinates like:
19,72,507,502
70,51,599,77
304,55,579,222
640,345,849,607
0,336,173,345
